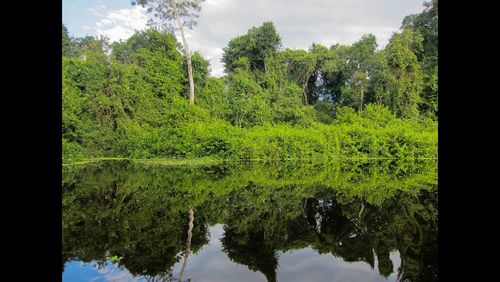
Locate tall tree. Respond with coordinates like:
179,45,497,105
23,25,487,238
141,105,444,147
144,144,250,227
133,0,205,105
281,49,317,105
338,35,377,110
401,0,438,119
222,22,281,73
376,29,424,118
401,1,438,71
306,43,341,104
352,70,369,111
307,35,377,110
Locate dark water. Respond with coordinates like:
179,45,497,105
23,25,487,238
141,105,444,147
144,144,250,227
62,159,438,282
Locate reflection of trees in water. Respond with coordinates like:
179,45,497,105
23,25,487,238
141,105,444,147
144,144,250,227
222,227,278,282
62,163,210,279
62,160,437,281
220,185,437,282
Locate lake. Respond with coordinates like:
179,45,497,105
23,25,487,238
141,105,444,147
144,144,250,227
62,159,438,282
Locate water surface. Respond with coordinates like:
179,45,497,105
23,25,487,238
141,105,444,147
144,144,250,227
62,160,438,282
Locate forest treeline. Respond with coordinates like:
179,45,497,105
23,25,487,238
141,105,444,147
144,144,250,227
62,1,437,161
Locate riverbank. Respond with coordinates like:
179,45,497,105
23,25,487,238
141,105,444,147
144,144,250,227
63,105,437,163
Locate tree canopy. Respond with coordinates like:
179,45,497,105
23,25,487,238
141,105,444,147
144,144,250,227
62,1,437,161
222,21,282,73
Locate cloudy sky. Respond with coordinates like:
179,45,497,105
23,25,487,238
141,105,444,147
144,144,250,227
63,0,426,77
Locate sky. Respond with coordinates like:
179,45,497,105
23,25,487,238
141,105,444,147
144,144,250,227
63,0,426,77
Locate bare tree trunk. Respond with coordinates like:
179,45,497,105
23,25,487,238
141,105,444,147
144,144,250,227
302,84,309,105
178,208,194,282
359,88,364,111
301,71,314,105
171,0,195,105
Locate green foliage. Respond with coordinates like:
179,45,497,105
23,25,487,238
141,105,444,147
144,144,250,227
63,1,437,162
111,29,182,63
374,29,424,119
281,49,317,104
307,34,378,110
419,65,438,119
401,1,438,120
401,1,438,72
313,100,336,124
62,24,79,58
222,22,281,73
225,70,270,127
186,51,210,91
140,104,436,161
196,76,230,119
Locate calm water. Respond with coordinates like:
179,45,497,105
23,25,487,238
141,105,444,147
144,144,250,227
62,160,438,282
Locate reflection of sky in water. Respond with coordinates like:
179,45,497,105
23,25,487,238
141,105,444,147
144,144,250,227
63,261,147,282
63,224,401,282
277,249,401,282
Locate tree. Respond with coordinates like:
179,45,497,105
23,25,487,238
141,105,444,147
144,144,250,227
222,22,281,73
349,70,369,111
281,49,317,105
306,43,342,104
307,35,377,110
377,29,424,118
344,34,378,75
337,35,377,109
62,25,110,60
62,4,438,161
401,1,438,71
401,1,438,119
187,51,210,92
133,0,206,105
62,24,77,57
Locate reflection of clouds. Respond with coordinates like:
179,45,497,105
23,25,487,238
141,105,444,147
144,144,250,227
277,248,398,282
170,224,266,282
95,262,144,282
66,261,147,282
209,223,224,246
64,225,401,282
388,251,402,280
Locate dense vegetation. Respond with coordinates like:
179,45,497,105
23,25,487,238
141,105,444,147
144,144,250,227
63,159,437,281
62,1,437,162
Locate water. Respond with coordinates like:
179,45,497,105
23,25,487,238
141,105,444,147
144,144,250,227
62,159,438,282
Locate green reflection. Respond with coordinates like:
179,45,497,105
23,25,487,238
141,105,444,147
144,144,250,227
62,159,437,281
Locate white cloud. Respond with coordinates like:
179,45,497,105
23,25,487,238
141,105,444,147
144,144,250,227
87,7,102,17
92,6,149,42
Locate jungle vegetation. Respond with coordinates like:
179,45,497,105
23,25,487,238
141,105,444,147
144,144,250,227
62,1,438,162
